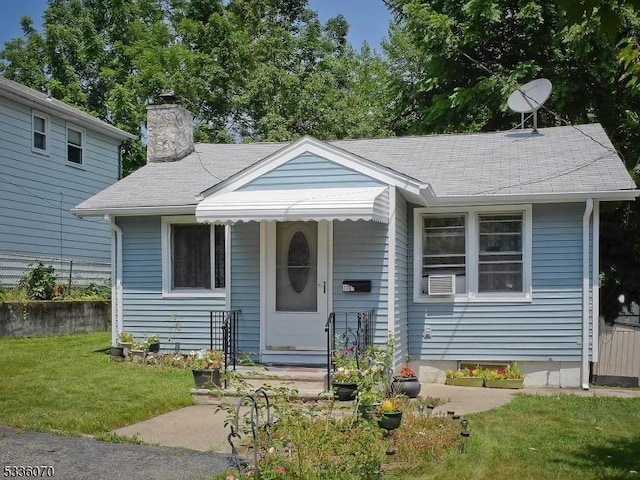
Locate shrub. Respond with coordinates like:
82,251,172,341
18,263,56,300
264,413,386,480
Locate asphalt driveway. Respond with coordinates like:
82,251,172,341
0,425,232,480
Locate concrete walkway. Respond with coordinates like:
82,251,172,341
112,383,640,453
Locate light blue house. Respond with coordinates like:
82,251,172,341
73,101,638,388
0,77,136,285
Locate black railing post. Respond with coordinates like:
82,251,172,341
209,310,240,389
325,312,336,391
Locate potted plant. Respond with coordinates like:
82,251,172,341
130,341,147,363
376,396,404,431
118,331,134,356
331,366,360,401
330,343,362,401
356,365,385,418
145,334,160,353
186,348,224,388
445,366,484,387
391,364,421,398
483,362,525,389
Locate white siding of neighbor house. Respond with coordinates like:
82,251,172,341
407,203,590,362
118,216,227,350
0,94,121,284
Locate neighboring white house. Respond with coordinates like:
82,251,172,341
0,76,136,286
73,100,639,388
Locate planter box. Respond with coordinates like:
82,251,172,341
446,377,484,387
484,378,524,389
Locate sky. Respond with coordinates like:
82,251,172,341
0,0,392,51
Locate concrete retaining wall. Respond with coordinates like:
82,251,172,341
0,301,110,337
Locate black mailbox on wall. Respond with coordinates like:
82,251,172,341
342,280,371,293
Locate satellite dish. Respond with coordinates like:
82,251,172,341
507,78,552,133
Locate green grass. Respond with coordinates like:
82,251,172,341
2,333,640,480
389,394,640,480
0,332,194,435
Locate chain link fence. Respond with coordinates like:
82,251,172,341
0,250,110,290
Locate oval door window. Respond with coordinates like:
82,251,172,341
288,231,311,293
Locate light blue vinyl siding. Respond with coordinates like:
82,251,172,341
119,216,227,351
332,220,389,344
394,190,409,364
239,153,382,190
0,94,120,269
408,203,588,362
230,222,261,357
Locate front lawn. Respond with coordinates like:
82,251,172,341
387,393,640,480
0,332,193,435
1,333,639,479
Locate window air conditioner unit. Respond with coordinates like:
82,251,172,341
428,275,456,296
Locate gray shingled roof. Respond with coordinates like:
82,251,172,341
73,123,637,214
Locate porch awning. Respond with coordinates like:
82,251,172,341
195,186,389,224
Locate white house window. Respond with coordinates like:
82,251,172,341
32,112,48,152
67,126,84,165
162,216,226,296
478,213,523,292
415,206,531,302
423,215,467,294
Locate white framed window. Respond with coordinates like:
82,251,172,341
161,216,227,297
66,125,84,165
32,111,49,153
414,205,532,302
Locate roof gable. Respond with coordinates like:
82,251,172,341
200,136,429,200
238,153,383,191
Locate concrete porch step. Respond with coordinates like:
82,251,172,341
191,364,331,404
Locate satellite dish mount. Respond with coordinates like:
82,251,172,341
507,78,552,133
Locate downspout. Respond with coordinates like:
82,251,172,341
105,215,124,346
592,201,600,365
581,199,593,390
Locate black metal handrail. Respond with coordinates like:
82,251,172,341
210,310,240,387
324,310,375,390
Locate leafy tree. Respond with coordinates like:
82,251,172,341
383,0,640,319
1,0,391,174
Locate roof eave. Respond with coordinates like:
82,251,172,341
429,190,640,206
71,205,196,218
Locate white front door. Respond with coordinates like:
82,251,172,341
263,221,329,355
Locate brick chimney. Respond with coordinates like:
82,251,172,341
146,92,194,163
